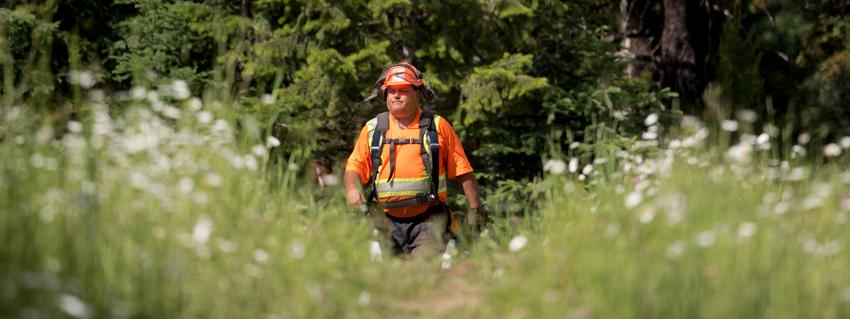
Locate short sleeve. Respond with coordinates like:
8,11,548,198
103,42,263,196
345,125,372,184
438,118,474,180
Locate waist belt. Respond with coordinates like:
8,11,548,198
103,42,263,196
379,193,438,209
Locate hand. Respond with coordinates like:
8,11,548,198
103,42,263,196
465,205,488,232
346,189,365,208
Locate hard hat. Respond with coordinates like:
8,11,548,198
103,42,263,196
379,63,424,88
375,62,436,102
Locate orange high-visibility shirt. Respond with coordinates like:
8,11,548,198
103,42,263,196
345,110,474,218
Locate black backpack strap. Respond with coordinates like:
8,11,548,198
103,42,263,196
367,112,389,203
419,111,440,201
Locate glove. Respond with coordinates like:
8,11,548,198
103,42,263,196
465,205,489,232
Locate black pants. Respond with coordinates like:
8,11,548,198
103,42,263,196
384,204,453,256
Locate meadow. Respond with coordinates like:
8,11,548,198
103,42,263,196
2,82,850,318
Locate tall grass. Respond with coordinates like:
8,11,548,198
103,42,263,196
2,83,850,318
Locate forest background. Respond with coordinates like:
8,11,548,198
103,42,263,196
4,0,848,199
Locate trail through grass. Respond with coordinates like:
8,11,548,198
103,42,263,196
2,89,850,318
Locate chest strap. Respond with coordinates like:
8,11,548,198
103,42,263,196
367,111,441,208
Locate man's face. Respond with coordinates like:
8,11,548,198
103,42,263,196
385,84,420,118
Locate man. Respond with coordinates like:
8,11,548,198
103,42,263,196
344,62,486,257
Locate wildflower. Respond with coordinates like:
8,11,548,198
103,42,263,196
666,240,688,259
211,119,230,135
721,120,739,132
791,145,806,158
369,240,382,261
217,239,237,253
178,177,194,193
737,222,757,239
243,263,262,277
823,143,842,157
69,70,95,89
756,133,770,146
569,142,581,149
726,143,752,165
634,140,658,148
319,174,339,186
58,294,91,318
735,109,758,123
188,192,207,207
841,136,850,149
192,218,214,245
162,105,182,119
644,113,658,126
681,115,702,129
763,123,779,137
188,97,203,111
266,136,281,148
131,86,147,100
755,134,771,151
638,206,655,224
612,110,628,121
261,93,276,105
669,139,681,149
92,112,113,136
197,111,213,124
625,191,642,208
637,160,656,175
254,249,270,264
290,240,306,260
642,131,658,140
171,80,191,100
568,158,579,173
509,235,528,252
358,291,372,307
244,155,259,171
801,236,842,258
582,164,594,175
252,145,267,157
802,195,823,211
204,173,223,187
661,193,687,226
441,239,457,270
543,159,567,175
695,230,716,247
67,121,83,134
773,201,790,215
798,133,811,145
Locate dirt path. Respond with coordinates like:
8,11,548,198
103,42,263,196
392,260,483,318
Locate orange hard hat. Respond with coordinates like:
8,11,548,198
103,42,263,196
380,63,424,88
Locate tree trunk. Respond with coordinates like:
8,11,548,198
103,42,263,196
620,0,724,111
241,0,252,18
238,0,253,96
620,0,662,79
660,0,699,107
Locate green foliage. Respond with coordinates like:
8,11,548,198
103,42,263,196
0,6,59,103
712,0,850,143
459,53,548,125
714,15,763,116
110,0,224,86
